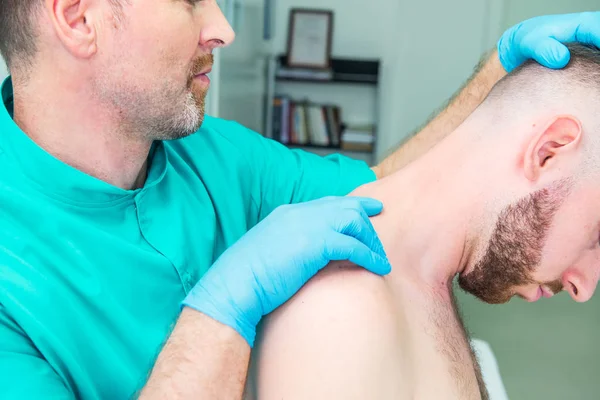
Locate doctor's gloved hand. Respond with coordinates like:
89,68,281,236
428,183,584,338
182,196,391,347
498,11,600,72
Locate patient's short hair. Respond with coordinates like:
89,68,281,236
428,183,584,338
484,43,600,110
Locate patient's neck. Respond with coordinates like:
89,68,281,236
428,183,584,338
353,127,484,294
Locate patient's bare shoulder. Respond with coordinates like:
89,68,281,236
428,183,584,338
247,261,411,400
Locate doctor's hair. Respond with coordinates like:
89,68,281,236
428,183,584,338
0,0,127,73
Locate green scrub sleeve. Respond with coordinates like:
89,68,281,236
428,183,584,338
208,118,377,221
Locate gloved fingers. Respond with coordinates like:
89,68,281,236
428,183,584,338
526,37,571,69
335,207,387,260
324,233,392,275
339,196,384,217
497,24,523,72
576,12,600,49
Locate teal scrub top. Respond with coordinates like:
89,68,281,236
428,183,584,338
0,78,377,399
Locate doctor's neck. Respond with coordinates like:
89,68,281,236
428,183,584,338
11,68,152,191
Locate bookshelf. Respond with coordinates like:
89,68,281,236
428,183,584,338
264,54,380,166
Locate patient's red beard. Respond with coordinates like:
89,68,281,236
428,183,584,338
458,179,571,304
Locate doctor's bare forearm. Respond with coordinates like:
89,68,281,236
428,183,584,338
373,50,506,178
138,308,250,400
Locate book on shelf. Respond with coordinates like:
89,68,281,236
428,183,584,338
271,96,342,148
340,123,375,152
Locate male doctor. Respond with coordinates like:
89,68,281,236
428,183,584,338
0,1,598,398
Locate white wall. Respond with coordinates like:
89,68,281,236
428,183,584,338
271,0,400,59
383,0,600,160
381,0,500,160
503,0,599,27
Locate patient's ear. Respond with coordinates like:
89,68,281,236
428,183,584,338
523,115,582,181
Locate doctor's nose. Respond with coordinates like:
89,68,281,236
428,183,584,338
198,1,236,49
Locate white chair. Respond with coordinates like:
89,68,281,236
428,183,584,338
471,339,510,400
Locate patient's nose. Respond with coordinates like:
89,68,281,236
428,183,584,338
562,269,598,303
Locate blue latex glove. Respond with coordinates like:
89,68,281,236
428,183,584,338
498,11,600,72
182,196,391,347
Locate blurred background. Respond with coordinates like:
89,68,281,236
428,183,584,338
456,283,600,399
2,1,598,398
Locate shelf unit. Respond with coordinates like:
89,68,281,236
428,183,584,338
263,54,381,165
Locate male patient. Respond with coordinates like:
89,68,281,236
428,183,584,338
245,43,600,399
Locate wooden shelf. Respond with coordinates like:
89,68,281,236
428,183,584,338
274,54,380,86
275,75,378,86
264,54,381,160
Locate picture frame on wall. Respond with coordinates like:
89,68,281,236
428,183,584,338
286,8,334,69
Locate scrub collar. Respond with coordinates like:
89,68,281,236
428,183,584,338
0,77,168,206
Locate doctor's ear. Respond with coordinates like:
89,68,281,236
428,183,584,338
523,115,582,181
46,0,98,59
